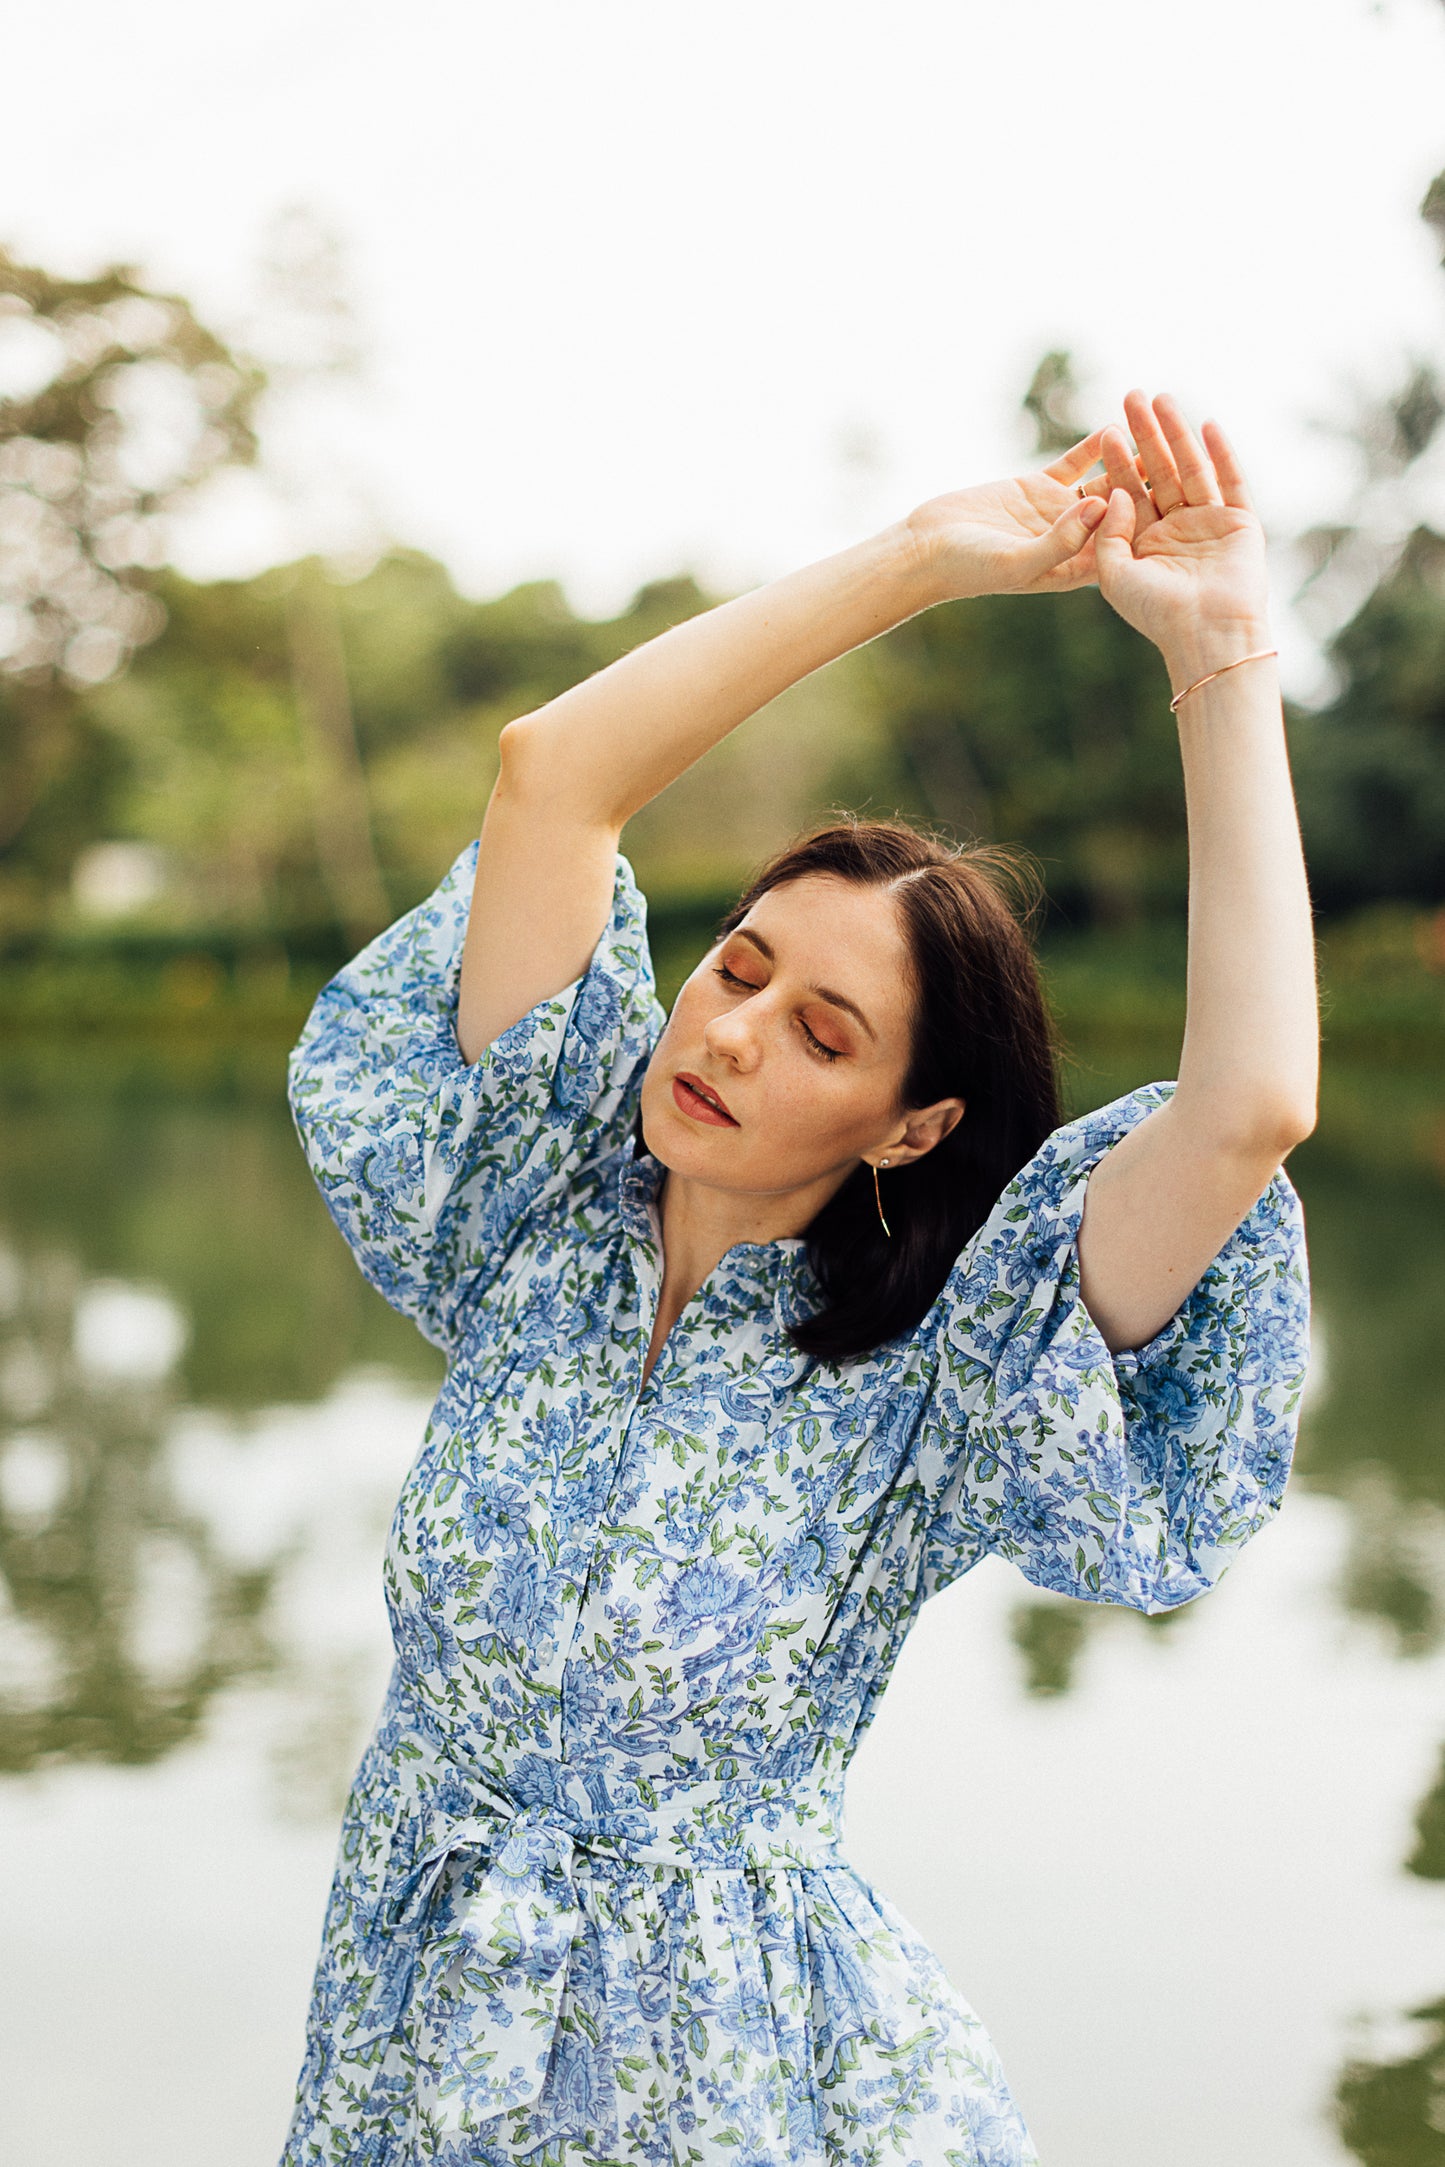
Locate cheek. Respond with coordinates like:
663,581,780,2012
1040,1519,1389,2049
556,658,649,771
729,1054,893,1176
762,1067,880,1150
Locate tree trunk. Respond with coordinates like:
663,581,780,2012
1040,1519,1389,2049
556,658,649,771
288,569,389,949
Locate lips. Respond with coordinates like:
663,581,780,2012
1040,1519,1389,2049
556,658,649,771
672,1071,739,1127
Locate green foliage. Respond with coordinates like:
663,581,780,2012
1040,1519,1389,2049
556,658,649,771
1420,164,1445,265
1407,1746,1445,1880
867,584,1183,927
1008,1598,1089,1696
0,262,1443,967
1021,349,1086,456
1293,530,1445,913
0,248,263,891
1334,1998,1445,2167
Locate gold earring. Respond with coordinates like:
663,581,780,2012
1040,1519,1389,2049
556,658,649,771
873,1158,892,1239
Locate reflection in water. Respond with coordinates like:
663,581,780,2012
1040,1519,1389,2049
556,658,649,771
1009,1598,1090,1696
1334,1998,1445,2163
1330,1496,1445,2162
1407,1750,1445,1883
0,1049,440,1774
0,1242,275,1770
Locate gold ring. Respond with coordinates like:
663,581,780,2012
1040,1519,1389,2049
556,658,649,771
1075,482,1087,500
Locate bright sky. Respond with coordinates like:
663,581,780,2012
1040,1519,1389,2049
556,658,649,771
5,0,1445,691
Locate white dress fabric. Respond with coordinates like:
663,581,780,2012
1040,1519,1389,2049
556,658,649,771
279,843,1311,2166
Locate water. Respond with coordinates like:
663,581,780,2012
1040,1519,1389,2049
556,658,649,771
1,1039,1442,2167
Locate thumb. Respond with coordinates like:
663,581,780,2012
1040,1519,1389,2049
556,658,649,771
1093,485,1137,575
1030,492,1108,573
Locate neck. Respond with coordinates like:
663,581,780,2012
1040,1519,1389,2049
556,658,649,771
654,1164,839,1297
639,1162,843,1384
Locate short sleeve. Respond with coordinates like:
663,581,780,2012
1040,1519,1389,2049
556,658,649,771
916,1078,1311,1613
286,842,665,1352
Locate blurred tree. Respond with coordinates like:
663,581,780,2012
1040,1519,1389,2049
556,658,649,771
869,574,1181,928
79,551,723,943
242,206,390,944
0,251,262,893
1021,348,1087,457
1292,528,1445,912
289,566,389,947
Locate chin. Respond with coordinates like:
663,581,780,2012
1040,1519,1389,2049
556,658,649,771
639,1073,741,1180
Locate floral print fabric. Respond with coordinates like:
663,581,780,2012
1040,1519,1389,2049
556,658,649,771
280,843,1310,2166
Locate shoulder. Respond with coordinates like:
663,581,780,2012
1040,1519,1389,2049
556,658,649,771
914,1080,1179,1353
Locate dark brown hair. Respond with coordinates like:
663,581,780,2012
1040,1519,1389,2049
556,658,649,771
717,817,1064,1364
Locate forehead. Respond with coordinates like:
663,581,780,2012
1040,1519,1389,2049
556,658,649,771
733,875,914,1013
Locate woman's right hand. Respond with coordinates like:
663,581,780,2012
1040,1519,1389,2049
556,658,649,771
904,428,1118,602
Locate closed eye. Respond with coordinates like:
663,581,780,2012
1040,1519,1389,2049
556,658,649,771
714,963,843,1062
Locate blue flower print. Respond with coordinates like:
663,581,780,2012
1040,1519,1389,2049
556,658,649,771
483,1556,560,1649
770,1521,845,1600
280,841,1310,2167
459,1478,530,1553
654,1557,761,1647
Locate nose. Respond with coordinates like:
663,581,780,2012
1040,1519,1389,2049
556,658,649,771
704,998,763,1071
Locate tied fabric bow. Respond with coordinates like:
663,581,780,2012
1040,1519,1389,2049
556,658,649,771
349,1802,590,2141
337,1757,847,2152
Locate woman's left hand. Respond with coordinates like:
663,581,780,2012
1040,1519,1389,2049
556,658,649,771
1092,390,1273,686
903,429,1116,600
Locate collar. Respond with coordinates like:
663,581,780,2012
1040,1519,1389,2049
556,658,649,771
617,1147,821,1329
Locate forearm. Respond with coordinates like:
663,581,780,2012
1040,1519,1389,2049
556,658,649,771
1165,629,1319,1145
501,519,937,829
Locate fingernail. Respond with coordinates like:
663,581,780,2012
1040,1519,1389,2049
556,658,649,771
1081,498,1106,525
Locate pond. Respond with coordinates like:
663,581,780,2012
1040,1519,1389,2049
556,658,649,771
0,1033,1442,2167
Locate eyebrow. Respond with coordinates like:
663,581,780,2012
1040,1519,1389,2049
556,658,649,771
729,927,878,1042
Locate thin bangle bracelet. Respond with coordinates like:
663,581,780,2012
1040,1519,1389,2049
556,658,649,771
1168,647,1279,714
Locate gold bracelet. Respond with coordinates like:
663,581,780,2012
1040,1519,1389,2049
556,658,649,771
1168,646,1278,713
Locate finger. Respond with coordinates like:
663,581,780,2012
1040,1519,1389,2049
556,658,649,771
1123,388,1188,514
1152,393,1224,506
1100,423,1157,529
1028,491,1108,572
1200,418,1255,512
1081,447,1147,498
1092,484,1136,575
1042,427,1108,485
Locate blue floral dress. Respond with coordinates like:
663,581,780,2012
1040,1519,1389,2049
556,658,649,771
280,843,1310,2167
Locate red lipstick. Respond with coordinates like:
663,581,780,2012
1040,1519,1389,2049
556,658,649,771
672,1072,738,1127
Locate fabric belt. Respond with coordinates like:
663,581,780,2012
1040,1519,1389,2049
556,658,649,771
343,1749,845,2145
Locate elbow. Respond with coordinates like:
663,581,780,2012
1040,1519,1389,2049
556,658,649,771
495,711,550,799
1254,1091,1318,1157
495,709,623,828
1187,1085,1318,1163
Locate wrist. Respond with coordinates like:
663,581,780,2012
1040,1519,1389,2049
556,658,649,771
1159,616,1275,698
883,509,961,611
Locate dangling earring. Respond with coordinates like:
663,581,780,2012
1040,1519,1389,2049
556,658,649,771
873,1158,892,1239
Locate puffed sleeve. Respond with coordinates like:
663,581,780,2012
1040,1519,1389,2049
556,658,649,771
915,1078,1311,1614
286,841,665,1352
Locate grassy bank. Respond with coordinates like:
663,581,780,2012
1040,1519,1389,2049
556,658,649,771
0,897,1440,1061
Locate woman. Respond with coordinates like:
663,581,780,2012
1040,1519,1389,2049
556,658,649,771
281,390,1315,2166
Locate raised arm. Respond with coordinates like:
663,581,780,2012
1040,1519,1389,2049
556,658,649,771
1075,390,1319,1354
456,436,1115,1059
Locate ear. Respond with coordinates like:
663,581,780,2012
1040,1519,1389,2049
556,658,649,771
887,1096,966,1164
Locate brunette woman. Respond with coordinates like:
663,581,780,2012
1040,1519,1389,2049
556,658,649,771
281,390,1314,2167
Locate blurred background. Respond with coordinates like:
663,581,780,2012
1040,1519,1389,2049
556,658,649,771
1,3,1443,2163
